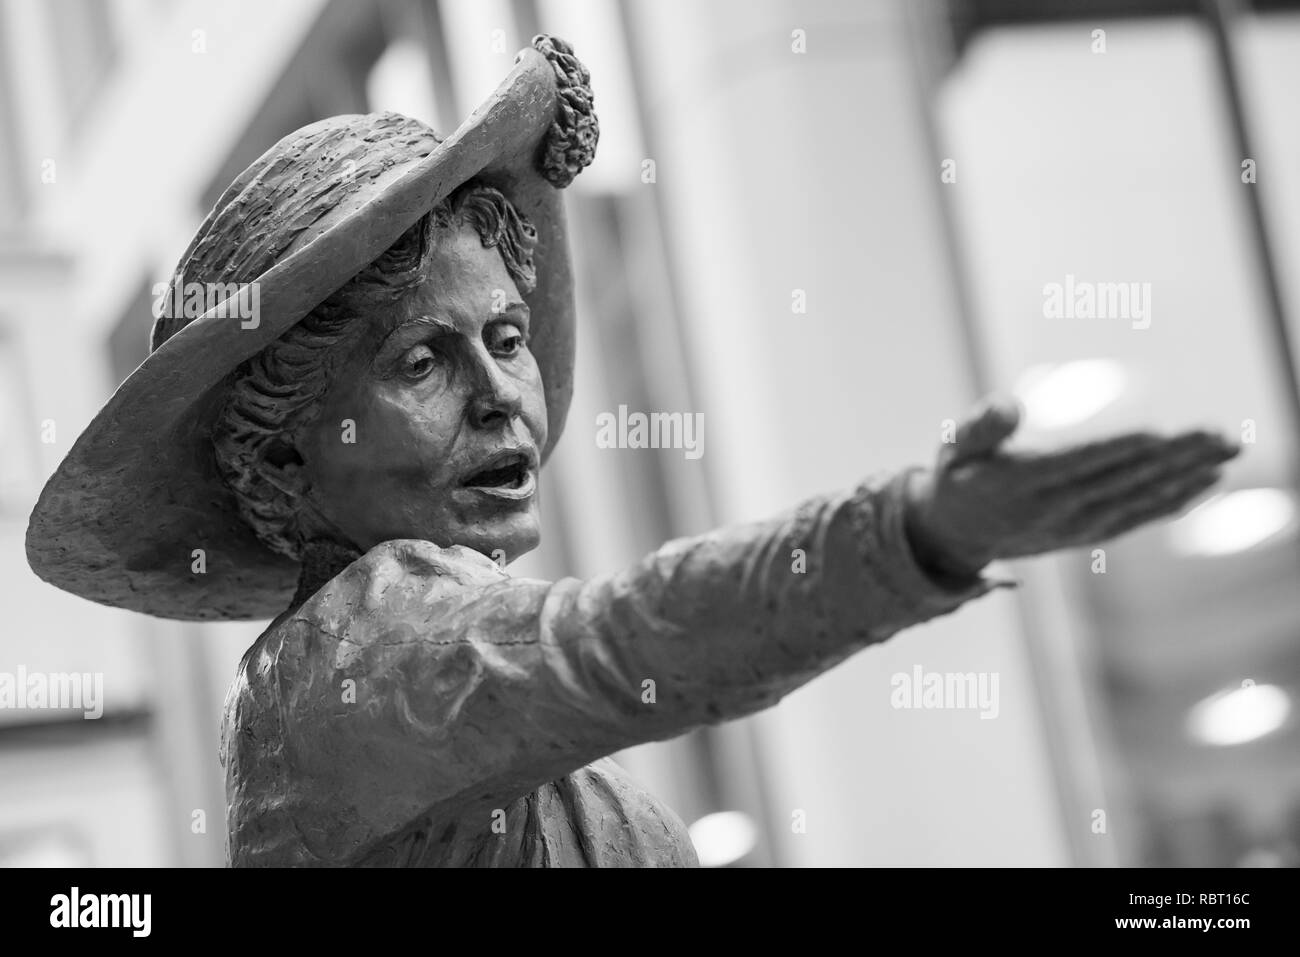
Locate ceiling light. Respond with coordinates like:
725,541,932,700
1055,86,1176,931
1169,488,1295,556
1187,682,1291,746
688,810,758,867
1013,359,1127,430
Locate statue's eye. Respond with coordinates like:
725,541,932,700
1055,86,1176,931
486,322,525,357
399,344,438,381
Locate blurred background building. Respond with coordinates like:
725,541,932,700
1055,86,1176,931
1,0,1297,866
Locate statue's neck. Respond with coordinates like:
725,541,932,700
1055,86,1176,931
291,538,365,609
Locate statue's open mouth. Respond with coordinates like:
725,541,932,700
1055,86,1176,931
461,450,537,499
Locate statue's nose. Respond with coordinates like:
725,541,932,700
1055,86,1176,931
468,353,524,428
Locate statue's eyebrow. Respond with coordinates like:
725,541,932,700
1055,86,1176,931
396,315,457,335
373,315,457,368
374,301,530,367
489,301,532,333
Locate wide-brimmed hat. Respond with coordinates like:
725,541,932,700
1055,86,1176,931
25,35,597,621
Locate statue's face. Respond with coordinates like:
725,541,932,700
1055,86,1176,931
295,223,547,563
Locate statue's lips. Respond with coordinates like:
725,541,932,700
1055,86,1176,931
458,449,538,502
459,470,536,502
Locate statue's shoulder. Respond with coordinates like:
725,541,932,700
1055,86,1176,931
263,539,510,661
222,540,511,755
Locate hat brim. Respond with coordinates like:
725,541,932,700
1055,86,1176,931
26,41,589,621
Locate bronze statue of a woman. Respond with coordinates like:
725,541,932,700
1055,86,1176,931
26,37,1238,866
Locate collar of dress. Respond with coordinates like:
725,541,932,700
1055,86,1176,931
290,538,365,610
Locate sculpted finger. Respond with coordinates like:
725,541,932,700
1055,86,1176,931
946,394,1022,465
1015,432,1163,490
1083,467,1224,544
1054,434,1241,513
1036,429,1237,493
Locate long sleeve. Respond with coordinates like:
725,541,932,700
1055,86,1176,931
224,467,1002,862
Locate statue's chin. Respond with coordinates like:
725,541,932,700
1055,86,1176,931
428,512,542,568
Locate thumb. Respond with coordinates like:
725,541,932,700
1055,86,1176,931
947,394,1022,463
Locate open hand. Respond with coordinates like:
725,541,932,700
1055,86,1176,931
903,395,1242,580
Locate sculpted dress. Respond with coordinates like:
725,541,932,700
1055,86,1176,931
219,469,998,866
